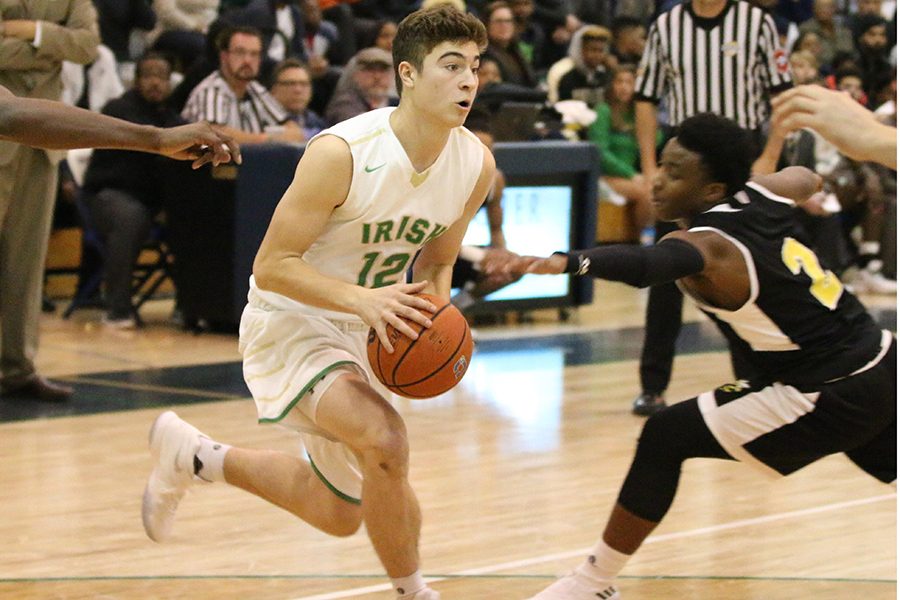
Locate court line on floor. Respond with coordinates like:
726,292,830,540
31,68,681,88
54,375,245,400
289,493,896,600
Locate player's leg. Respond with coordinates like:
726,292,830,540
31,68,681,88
845,416,897,484
312,371,423,580
529,398,732,599
141,410,362,542
845,338,896,484
223,445,363,536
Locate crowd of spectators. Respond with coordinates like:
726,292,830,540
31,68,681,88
34,0,897,335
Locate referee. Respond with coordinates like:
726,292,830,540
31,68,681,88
630,0,793,416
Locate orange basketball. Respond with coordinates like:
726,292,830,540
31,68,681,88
366,293,473,399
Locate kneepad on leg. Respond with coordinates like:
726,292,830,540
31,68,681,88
618,400,730,522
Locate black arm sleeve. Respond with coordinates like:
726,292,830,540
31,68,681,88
559,238,705,288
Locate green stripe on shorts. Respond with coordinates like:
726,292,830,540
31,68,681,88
309,454,362,505
258,360,357,424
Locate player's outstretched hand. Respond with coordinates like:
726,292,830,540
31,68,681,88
524,254,567,275
357,280,437,353
480,247,521,276
156,122,242,168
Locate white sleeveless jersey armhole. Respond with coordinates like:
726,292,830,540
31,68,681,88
250,107,485,318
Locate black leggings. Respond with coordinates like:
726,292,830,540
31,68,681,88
617,399,732,522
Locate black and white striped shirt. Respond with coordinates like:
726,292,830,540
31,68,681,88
181,71,287,133
635,0,793,130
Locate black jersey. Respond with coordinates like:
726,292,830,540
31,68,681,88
684,181,884,386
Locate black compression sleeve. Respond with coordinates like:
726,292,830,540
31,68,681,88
559,238,705,287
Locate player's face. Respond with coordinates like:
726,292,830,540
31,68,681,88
409,41,480,127
651,139,717,222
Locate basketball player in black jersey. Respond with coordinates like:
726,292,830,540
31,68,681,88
510,113,896,600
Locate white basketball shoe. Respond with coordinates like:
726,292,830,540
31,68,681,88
142,410,205,542
529,571,620,599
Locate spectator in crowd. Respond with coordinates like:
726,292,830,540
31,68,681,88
557,25,612,107
301,0,340,64
848,0,890,39
478,56,504,92
508,0,547,70
609,16,647,66
269,59,327,140
789,49,822,84
835,66,866,103
792,29,824,57
325,47,396,125
81,54,184,329
319,0,358,65
233,0,308,66
367,19,399,53
798,0,855,68
587,64,658,242
0,0,99,403
93,0,157,63
853,14,892,106
148,0,219,72
482,1,538,88
298,0,342,115
823,50,860,83
182,26,304,144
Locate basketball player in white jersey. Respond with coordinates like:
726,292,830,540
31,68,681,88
140,7,493,600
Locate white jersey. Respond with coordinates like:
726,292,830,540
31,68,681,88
250,107,485,318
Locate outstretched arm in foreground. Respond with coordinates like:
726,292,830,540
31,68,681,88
0,86,240,168
772,85,896,169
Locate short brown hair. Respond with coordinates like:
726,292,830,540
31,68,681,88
271,58,310,84
216,25,264,52
393,5,487,96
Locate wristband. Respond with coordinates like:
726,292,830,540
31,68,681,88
553,251,589,275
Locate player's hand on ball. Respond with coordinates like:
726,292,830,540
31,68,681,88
357,280,436,353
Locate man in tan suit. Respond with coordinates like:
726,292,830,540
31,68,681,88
0,0,100,401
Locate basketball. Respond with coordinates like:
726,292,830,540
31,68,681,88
366,293,473,399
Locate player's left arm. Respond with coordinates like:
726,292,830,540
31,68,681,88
413,145,496,300
751,165,822,203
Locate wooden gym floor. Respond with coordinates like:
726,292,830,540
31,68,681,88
0,281,895,599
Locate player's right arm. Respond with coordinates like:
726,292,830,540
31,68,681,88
252,134,436,352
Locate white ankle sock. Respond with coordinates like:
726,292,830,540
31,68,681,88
577,539,631,581
195,437,231,482
392,571,425,597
